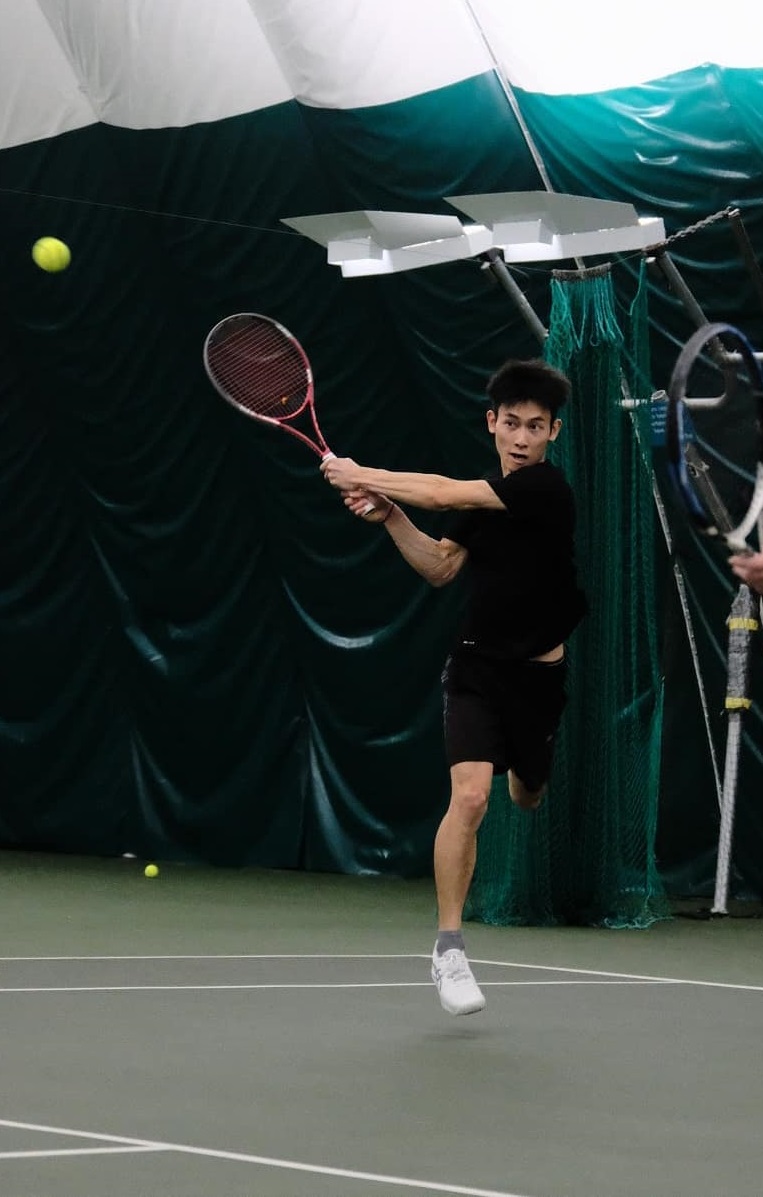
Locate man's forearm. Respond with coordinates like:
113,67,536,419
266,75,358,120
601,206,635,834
354,468,454,510
322,457,497,511
383,505,461,587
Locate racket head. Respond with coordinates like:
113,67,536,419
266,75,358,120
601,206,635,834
203,313,313,423
666,322,763,550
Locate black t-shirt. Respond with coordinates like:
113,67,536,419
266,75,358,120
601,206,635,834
446,460,587,661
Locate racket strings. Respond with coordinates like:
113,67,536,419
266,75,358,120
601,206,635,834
207,322,309,418
678,341,762,538
688,396,760,535
668,322,763,550
693,433,756,485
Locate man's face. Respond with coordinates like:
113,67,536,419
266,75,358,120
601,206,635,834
487,400,561,475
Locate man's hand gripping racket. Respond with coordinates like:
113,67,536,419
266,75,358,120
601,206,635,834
203,313,375,514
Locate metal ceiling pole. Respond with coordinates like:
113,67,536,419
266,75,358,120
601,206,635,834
460,0,553,190
460,0,586,271
480,249,548,344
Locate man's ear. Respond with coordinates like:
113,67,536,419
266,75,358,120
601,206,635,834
548,418,562,442
486,408,497,434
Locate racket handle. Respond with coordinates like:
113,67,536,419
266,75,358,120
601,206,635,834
320,450,377,516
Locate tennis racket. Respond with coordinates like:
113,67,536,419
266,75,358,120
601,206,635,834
203,312,375,512
666,322,763,553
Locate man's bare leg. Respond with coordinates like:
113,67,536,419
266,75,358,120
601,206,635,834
434,760,494,930
431,761,492,1016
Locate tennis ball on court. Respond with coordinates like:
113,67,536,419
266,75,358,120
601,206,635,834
31,236,71,273
144,863,159,878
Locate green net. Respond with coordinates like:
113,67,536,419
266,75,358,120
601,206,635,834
465,262,671,928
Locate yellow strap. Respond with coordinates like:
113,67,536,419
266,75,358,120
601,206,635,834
726,697,752,710
727,618,759,631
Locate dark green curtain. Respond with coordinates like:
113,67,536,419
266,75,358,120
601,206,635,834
2,64,763,897
0,80,546,872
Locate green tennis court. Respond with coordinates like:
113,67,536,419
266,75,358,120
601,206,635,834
2,850,761,1197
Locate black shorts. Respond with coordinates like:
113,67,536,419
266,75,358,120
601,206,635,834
442,648,568,791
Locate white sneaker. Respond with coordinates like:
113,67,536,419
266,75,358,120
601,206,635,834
431,946,486,1016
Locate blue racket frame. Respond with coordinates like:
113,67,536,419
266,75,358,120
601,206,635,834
666,322,763,550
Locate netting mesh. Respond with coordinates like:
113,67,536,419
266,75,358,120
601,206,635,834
465,262,671,928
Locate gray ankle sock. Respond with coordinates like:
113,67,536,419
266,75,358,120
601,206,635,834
436,930,465,955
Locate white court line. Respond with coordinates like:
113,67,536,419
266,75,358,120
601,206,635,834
468,958,763,994
0,980,671,995
0,1147,163,1160
0,1117,535,1197
1,952,760,992
0,954,426,961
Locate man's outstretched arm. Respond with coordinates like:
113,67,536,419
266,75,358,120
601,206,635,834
321,457,504,511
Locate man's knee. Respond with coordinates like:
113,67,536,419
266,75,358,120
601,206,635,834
508,769,545,811
449,781,491,828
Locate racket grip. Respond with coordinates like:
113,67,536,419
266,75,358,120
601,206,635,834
320,449,376,515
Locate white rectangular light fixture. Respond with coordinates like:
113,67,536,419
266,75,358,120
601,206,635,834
446,191,665,261
282,194,666,276
281,209,492,275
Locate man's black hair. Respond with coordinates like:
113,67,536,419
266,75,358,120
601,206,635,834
486,358,571,422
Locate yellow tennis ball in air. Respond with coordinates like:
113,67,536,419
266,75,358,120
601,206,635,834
144,863,159,879
32,236,71,273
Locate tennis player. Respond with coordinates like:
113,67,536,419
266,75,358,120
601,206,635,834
321,359,587,1016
